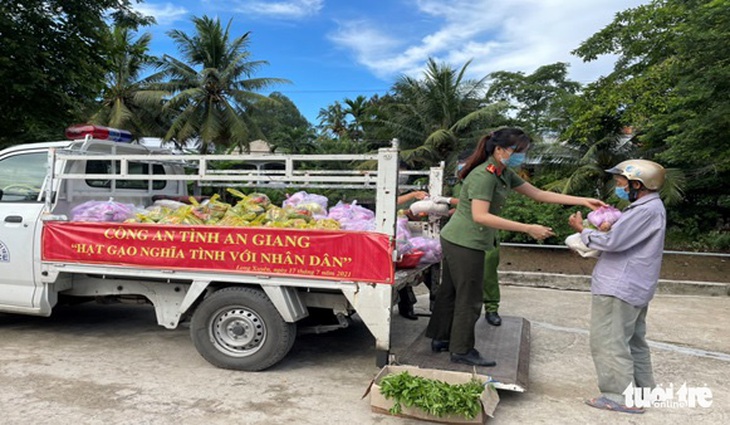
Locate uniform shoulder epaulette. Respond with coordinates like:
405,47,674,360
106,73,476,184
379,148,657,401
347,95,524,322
486,163,502,176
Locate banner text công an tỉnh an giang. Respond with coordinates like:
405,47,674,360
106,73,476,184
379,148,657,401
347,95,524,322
42,222,395,284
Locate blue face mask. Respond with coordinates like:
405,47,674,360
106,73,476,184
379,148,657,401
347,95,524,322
614,185,630,200
501,152,526,168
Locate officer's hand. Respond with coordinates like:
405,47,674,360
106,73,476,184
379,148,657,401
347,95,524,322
527,224,555,241
583,198,606,211
429,195,452,205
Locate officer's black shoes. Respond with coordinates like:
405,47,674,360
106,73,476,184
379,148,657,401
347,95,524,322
485,311,502,326
431,339,449,352
450,349,497,367
399,308,418,320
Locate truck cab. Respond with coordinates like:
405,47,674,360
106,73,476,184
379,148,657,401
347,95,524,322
0,142,65,311
0,138,184,314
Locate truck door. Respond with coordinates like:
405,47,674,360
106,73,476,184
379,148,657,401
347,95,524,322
0,150,48,308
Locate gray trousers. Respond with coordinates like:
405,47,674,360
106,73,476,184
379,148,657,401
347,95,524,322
590,295,656,403
426,238,484,354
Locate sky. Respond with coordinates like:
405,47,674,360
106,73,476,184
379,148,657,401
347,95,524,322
133,0,648,125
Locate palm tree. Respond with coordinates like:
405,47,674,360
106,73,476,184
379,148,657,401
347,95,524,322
90,26,165,138
152,16,289,152
538,133,637,197
316,101,348,139
343,95,369,142
537,132,685,205
381,58,508,168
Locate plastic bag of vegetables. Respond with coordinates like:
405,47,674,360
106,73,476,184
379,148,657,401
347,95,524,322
124,205,172,223
71,198,138,222
328,200,375,230
216,215,250,227
157,205,204,225
199,194,231,221
283,191,329,218
409,236,442,264
311,218,341,230
587,205,622,231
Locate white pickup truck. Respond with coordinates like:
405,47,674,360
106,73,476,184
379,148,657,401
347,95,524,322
0,129,443,371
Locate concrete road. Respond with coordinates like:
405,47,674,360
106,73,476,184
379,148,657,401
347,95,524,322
0,286,727,425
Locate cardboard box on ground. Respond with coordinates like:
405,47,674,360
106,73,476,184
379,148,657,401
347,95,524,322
364,365,499,424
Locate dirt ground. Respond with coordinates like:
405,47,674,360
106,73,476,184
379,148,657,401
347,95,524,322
1,287,728,424
498,245,729,283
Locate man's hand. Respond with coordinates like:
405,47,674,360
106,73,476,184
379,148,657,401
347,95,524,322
568,211,584,232
410,191,428,201
398,190,428,205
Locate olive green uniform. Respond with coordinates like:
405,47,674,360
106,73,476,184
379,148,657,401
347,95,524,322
426,158,524,353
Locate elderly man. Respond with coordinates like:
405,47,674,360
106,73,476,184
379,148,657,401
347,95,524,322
568,159,667,415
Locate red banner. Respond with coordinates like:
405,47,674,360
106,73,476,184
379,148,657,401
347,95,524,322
42,222,394,284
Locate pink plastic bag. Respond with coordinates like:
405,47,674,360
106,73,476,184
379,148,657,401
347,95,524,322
71,199,137,222
587,206,622,228
327,201,375,230
409,236,442,264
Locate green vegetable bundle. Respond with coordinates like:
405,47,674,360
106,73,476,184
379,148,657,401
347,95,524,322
378,371,485,419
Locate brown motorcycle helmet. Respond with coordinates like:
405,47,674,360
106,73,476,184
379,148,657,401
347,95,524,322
606,159,666,190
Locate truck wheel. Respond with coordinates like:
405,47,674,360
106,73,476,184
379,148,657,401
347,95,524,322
190,287,296,371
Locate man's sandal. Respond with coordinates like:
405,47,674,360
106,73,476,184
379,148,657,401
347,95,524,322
585,396,645,414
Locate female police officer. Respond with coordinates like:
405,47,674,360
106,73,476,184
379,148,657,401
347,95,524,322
426,128,605,366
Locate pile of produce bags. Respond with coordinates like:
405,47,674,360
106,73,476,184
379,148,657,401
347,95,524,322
69,190,442,264
72,190,340,230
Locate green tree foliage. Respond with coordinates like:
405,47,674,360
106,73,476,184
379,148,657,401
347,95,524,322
537,133,637,198
90,26,167,139
153,16,289,152
342,95,371,142
0,0,149,147
486,62,581,137
318,94,395,150
571,0,730,171
317,101,348,139
247,92,315,153
570,0,729,243
499,195,580,245
357,94,399,150
381,58,508,169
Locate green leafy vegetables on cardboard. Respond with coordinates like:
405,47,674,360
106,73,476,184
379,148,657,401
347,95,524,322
378,371,485,419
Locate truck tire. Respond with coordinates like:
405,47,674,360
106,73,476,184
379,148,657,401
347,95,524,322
190,286,296,371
